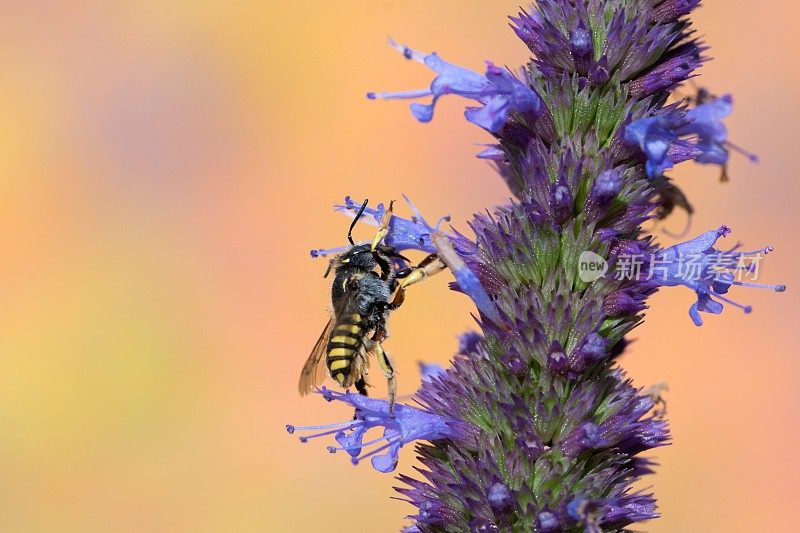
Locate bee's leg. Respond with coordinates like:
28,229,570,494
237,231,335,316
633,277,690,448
388,253,446,310
350,377,369,420
719,163,730,183
388,286,406,310
373,341,397,415
370,200,394,252
396,253,447,289
373,251,393,282
354,377,368,397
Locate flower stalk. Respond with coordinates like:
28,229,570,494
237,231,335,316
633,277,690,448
288,2,784,531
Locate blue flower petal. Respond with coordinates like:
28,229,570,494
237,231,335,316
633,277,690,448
368,40,540,132
314,196,445,255
286,388,471,473
625,96,752,177
650,226,785,325
419,362,447,381
432,232,503,325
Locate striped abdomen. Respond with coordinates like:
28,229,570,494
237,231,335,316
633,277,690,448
326,313,366,386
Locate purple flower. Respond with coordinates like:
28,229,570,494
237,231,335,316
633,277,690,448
652,0,701,22
487,482,513,513
549,179,574,224
650,225,786,325
418,362,447,382
546,340,569,374
561,422,610,456
367,39,540,132
579,332,609,362
684,95,733,164
476,145,505,161
625,96,741,177
624,111,693,177
592,169,623,202
604,289,648,316
310,195,454,257
457,331,483,354
536,510,560,532
600,492,661,527
286,388,471,473
431,231,503,325
629,43,705,98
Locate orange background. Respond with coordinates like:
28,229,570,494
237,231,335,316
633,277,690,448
0,1,796,531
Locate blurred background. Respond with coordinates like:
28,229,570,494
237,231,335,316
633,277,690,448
0,1,796,531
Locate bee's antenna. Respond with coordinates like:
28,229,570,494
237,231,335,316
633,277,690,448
348,199,369,245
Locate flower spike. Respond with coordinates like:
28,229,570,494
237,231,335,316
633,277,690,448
292,2,783,530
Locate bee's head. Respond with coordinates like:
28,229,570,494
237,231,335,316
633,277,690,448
323,199,407,277
337,244,377,270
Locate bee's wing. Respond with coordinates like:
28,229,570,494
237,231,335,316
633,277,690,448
299,282,364,396
298,318,334,396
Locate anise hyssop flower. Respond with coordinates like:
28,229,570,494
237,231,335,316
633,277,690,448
288,1,784,531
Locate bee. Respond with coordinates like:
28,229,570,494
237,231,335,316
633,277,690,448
298,199,445,412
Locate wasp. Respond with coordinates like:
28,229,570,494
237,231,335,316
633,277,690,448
298,199,445,412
